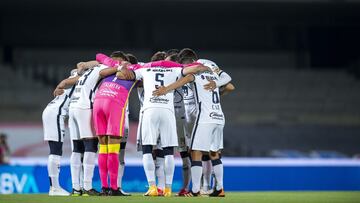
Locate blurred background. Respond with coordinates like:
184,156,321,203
0,0,360,193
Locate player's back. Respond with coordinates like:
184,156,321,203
193,71,225,125
95,74,137,106
46,70,78,115
70,64,107,109
135,60,183,112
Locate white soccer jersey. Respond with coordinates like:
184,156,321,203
137,86,144,108
192,71,225,125
70,64,108,109
182,83,197,117
217,71,232,87
174,86,185,118
134,61,183,112
46,71,78,115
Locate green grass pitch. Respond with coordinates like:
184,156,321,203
1,192,360,203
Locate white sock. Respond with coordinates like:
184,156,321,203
182,157,191,190
118,162,125,188
155,157,165,189
202,160,212,190
212,160,224,191
48,154,61,188
83,152,96,191
143,153,156,186
191,161,202,193
70,152,82,190
164,155,175,188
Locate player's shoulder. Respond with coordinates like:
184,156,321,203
143,60,183,68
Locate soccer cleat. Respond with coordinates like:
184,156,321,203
200,188,212,195
164,187,172,197
49,186,70,196
108,188,131,196
70,188,82,196
143,185,158,196
184,191,200,197
209,188,225,197
177,188,190,196
157,188,164,196
82,188,100,196
100,187,110,196
119,188,131,196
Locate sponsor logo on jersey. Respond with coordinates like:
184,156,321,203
149,96,169,104
201,74,217,81
209,112,224,120
151,68,173,72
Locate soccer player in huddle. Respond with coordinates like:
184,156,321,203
164,51,193,196
92,52,139,196
43,63,93,196
117,57,210,197
68,55,121,196
154,48,234,197
153,60,226,197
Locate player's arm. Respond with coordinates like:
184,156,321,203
116,66,135,80
77,60,99,75
182,64,211,75
204,70,232,91
153,74,195,96
53,76,80,96
220,82,235,96
96,53,119,67
99,61,131,78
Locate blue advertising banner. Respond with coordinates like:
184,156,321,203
1,159,360,194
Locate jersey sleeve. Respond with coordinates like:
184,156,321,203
216,71,232,87
134,68,143,80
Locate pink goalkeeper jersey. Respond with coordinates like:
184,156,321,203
94,64,140,105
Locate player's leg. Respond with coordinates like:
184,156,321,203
176,117,191,196
208,124,225,197
187,123,212,196
93,99,109,195
155,148,165,196
178,151,191,196
142,108,158,196
117,108,131,196
69,108,84,196
82,138,99,195
98,136,109,195
79,108,99,196
201,153,212,194
159,109,178,197
43,108,69,196
107,136,121,195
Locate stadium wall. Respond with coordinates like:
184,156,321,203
1,158,360,194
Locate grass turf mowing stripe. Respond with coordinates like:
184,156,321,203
1,192,360,203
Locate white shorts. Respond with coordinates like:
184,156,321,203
191,123,224,152
141,108,178,148
69,107,95,140
42,107,66,142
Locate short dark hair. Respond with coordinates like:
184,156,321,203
165,54,179,62
178,48,198,61
179,57,195,64
151,51,166,62
165,49,179,57
110,51,129,61
126,53,138,64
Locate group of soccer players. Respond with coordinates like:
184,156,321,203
42,48,235,197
